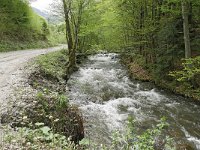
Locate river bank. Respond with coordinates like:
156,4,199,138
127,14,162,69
120,54,200,102
0,50,84,149
67,53,200,149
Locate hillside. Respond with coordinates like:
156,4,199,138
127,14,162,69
32,7,50,20
0,0,50,52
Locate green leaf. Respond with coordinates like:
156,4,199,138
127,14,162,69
79,138,90,145
35,122,44,127
40,126,51,135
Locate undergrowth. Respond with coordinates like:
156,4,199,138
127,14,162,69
0,50,84,149
0,0,66,52
121,53,200,101
1,124,77,150
34,49,68,81
0,40,55,52
1,117,174,150
27,50,84,143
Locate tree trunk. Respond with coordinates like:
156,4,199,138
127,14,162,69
76,2,83,50
62,0,77,80
182,0,191,59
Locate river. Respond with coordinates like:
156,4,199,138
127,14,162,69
68,53,200,149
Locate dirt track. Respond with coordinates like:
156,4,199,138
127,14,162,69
0,45,66,115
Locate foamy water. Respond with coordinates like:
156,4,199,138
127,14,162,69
68,53,200,149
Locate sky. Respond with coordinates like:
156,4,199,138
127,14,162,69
30,0,53,11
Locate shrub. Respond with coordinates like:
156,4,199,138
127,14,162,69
169,56,200,88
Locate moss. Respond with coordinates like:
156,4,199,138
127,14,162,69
157,80,200,101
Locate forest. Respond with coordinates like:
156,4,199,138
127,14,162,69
51,0,200,100
0,0,200,149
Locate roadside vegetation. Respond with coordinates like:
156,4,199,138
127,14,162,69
0,50,84,149
1,108,174,149
28,50,84,144
0,0,65,52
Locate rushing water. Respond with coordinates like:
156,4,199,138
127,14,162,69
68,53,200,149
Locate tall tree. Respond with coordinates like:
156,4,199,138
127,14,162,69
61,0,87,80
182,0,191,58
62,0,76,80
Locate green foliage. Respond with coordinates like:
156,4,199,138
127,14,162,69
56,94,69,109
0,40,53,52
0,0,48,39
79,0,123,52
36,50,68,81
1,124,77,149
169,56,200,88
80,117,174,150
26,50,84,144
48,23,66,45
109,0,200,88
0,0,54,52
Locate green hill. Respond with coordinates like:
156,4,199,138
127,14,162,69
0,0,50,52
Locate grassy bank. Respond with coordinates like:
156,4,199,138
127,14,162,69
1,50,84,149
0,39,54,52
0,0,66,52
121,53,200,102
28,50,84,143
0,26,66,52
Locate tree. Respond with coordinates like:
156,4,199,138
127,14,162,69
182,0,191,58
61,0,87,80
62,0,75,80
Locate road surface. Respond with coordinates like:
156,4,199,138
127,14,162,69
0,45,67,115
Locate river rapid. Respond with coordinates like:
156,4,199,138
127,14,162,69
68,53,200,149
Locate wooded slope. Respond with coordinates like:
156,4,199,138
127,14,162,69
0,0,49,51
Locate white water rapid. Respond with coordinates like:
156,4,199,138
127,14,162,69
68,53,200,149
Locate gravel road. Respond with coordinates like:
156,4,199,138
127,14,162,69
0,45,67,115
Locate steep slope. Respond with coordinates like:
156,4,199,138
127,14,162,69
32,7,50,20
0,0,50,52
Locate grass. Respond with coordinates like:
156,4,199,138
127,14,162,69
0,30,66,52
0,50,84,149
0,0,66,52
0,39,55,52
34,49,68,81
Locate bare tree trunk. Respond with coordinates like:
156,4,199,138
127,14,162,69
182,0,191,58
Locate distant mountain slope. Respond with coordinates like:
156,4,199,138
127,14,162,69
32,7,62,23
32,7,50,20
